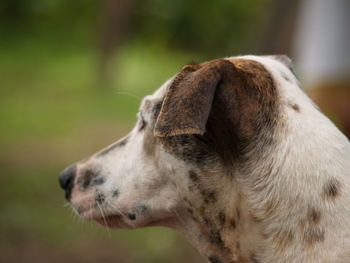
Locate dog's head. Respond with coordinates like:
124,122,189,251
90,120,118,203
59,55,296,231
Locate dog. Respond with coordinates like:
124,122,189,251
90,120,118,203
59,55,350,263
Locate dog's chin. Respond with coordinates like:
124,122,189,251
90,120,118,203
94,214,177,230
95,215,135,229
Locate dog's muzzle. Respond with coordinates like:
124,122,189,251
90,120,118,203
58,164,76,200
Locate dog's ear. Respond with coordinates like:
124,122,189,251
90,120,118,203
154,59,235,137
272,55,296,74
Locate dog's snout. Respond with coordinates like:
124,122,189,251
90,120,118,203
59,164,76,200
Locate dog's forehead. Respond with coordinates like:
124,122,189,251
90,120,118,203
139,77,173,112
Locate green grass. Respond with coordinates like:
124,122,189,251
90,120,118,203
0,40,203,262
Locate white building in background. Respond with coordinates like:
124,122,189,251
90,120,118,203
294,0,350,88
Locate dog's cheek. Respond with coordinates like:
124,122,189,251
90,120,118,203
159,135,215,166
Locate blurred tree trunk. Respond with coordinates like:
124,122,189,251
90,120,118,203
98,0,134,88
259,0,300,54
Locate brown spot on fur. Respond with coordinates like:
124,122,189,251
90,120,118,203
272,229,295,251
230,218,237,229
250,211,263,223
218,211,226,225
236,208,241,221
250,252,260,263
303,226,325,245
308,207,321,224
289,102,300,112
323,178,341,199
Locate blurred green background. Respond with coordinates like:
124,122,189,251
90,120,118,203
1,1,348,263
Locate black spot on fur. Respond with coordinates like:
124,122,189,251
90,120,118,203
323,178,341,199
112,189,119,197
95,192,105,204
78,168,99,190
189,170,199,182
208,255,223,263
128,214,136,220
209,230,224,248
96,136,129,157
201,190,217,204
187,207,194,215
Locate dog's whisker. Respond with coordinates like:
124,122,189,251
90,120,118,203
64,203,83,225
114,90,142,101
105,200,136,229
96,201,112,238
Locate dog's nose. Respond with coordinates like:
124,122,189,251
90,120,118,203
59,164,76,200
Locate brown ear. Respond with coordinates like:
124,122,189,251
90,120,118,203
154,59,235,137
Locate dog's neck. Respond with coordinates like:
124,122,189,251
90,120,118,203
165,166,267,263
164,139,286,263
165,120,350,263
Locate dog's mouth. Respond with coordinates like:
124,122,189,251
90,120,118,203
73,204,172,230
95,214,135,229
94,213,175,229
74,206,137,229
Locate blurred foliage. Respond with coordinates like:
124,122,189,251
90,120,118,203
135,0,270,55
0,0,271,55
